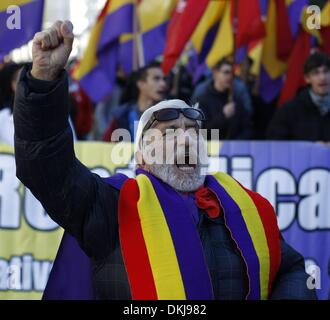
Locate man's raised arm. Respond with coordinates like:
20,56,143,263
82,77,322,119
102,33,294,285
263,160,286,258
14,21,118,260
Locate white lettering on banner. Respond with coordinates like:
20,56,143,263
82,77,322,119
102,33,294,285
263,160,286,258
22,254,32,290
0,254,52,291
256,168,296,230
0,155,20,229
231,157,253,190
0,154,58,231
32,259,52,291
298,169,330,230
256,168,330,231
7,261,21,290
206,156,228,173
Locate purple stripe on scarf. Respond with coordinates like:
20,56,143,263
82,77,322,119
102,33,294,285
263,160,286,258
103,173,129,190
205,175,261,300
137,169,214,300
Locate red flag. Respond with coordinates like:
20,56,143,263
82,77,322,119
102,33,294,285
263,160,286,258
161,0,209,74
235,0,266,48
275,0,294,61
278,30,310,107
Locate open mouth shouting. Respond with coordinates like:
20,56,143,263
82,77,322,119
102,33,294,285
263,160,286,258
175,154,197,173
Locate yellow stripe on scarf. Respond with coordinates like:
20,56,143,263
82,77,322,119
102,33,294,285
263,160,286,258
136,174,186,299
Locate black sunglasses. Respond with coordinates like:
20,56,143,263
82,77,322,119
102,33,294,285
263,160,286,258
143,108,205,133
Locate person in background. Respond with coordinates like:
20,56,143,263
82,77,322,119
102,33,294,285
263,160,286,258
68,76,94,140
194,58,253,140
0,61,77,145
94,67,128,139
167,64,194,103
267,52,330,142
192,69,253,115
103,61,167,142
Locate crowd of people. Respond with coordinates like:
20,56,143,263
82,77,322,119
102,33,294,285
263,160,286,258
1,51,330,145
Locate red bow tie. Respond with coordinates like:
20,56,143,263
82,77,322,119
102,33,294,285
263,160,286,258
194,186,221,218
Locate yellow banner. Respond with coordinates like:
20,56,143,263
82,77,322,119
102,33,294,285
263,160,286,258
0,142,133,300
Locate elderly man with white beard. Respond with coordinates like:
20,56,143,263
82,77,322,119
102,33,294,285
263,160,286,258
14,21,316,300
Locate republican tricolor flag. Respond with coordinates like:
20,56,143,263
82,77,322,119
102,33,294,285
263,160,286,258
73,0,134,103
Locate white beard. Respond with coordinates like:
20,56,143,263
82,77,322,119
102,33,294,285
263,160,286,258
148,163,206,192
141,128,209,192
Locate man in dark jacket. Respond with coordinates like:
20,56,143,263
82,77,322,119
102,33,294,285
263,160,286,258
14,21,316,300
267,52,330,142
194,58,253,140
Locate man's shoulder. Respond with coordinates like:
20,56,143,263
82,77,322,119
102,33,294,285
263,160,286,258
280,87,312,112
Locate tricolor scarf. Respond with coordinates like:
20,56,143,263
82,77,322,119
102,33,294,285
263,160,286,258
118,170,281,300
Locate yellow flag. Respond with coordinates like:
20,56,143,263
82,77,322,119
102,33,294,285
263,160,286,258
261,0,287,79
249,42,264,76
120,0,177,49
0,0,31,11
321,0,330,27
138,0,177,33
206,1,233,68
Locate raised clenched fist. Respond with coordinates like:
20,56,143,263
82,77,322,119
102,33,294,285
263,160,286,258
31,20,74,81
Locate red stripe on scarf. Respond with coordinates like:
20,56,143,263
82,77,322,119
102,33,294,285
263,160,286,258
118,179,158,299
241,185,281,295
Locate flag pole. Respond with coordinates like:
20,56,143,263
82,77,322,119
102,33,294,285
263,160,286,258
229,0,238,102
133,0,145,70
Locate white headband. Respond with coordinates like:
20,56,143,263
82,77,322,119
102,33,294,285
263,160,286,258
134,99,199,153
